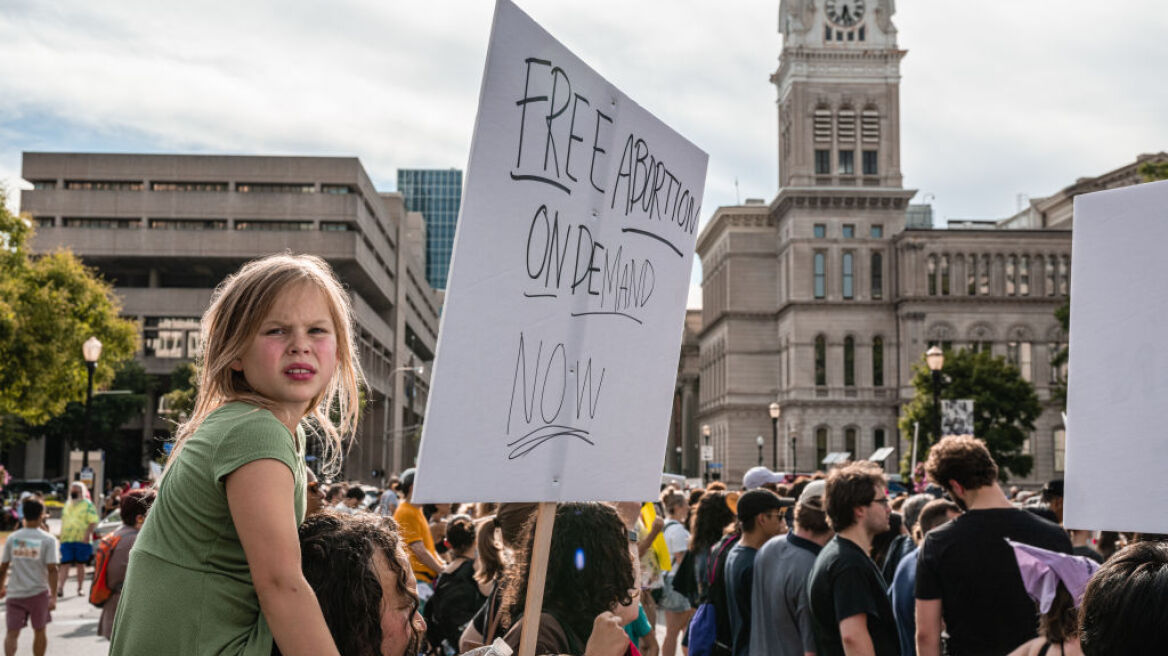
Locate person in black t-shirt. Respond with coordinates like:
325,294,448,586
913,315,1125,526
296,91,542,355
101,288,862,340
915,436,1073,656
807,462,900,656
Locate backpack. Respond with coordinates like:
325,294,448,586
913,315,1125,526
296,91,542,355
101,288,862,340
423,559,486,653
686,534,740,656
89,532,123,607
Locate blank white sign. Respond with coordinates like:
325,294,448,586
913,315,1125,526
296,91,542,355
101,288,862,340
413,0,708,503
1063,179,1168,533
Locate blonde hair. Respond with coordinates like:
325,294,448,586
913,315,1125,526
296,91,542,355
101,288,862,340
167,254,363,477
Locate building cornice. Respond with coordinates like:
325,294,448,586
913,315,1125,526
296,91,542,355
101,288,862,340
695,204,773,256
772,186,917,217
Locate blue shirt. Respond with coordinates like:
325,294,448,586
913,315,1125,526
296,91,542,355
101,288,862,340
724,544,758,656
889,547,919,656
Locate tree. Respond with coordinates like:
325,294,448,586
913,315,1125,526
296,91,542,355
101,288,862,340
159,361,198,428
1050,300,1070,411
27,360,151,455
1138,160,1168,182
899,348,1041,481
0,190,138,431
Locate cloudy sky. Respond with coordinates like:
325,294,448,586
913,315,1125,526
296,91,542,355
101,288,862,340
2,0,1165,306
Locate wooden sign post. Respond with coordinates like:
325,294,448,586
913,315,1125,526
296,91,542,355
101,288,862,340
517,502,557,656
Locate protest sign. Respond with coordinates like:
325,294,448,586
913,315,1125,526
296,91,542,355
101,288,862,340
941,399,974,437
1063,179,1168,533
414,0,708,504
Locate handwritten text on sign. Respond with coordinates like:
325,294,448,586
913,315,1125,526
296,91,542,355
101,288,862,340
414,0,707,503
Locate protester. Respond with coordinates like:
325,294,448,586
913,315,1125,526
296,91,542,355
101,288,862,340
889,498,960,656
868,512,905,579
1068,529,1103,564
429,503,453,558
57,481,99,597
1005,540,1099,656
102,485,123,517
393,469,445,605
915,436,1073,656
459,503,537,651
685,490,739,656
423,515,484,654
305,469,327,517
658,490,693,656
295,511,425,656
687,491,736,603
335,486,367,515
1041,479,1064,525
807,462,899,656
1079,540,1168,654
750,479,833,656
0,498,58,656
325,483,348,507
96,489,156,639
723,489,790,656
377,481,400,517
741,466,783,492
499,502,639,656
634,505,664,656
109,254,363,655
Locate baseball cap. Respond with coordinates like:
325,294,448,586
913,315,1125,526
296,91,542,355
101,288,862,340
799,479,826,504
743,466,785,491
735,489,795,524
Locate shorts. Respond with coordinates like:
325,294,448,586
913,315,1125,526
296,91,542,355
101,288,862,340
658,572,693,613
60,541,92,564
6,591,51,631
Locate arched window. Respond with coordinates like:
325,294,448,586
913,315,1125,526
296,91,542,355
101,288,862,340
842,252,854,299
871,252,883,299
967,253,977,295
940,255,950,295
844,336,855,386
874,428,885,449
816,427,828,467
814,252,826,299
815,335,827,386
980,254,991,295
872,336,884,387
1020,255,1030,296
845,428,857,459
927,255,937,296
1006,255,1017,295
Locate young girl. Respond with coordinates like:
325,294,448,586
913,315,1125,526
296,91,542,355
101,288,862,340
109,254,362,656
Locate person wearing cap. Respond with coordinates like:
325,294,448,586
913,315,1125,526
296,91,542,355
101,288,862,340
723,488,792,656
750,479,833,656
807,462,899,656
392,468,444,603
742,466,784,492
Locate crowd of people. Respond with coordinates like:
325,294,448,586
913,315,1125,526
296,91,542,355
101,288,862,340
12,253,1153,656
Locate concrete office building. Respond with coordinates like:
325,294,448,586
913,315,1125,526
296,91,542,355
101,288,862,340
19,153,440,485
681,0,1166,487
397,168,462,290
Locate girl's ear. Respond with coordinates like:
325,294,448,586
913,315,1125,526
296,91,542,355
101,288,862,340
229,359,244,372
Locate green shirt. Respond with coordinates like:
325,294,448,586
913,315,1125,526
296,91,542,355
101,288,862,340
60,499,99,543
109,402,306,656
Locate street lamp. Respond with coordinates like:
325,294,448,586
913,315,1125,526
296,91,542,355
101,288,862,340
768,402,781,470
756,435,764,466
701,424,711,484
675,445,682,473
81,336,102,488
926,346,945,445
790,434,798,473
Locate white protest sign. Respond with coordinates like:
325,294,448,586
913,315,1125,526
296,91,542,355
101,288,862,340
1063,179,1168,533
413,0,708,503
941,399,974,437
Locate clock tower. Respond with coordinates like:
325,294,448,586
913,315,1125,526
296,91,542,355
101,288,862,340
774,0,904,188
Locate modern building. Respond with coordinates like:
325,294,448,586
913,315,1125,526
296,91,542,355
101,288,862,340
18,153,441,485
683,0,1165,487
397,168,463,290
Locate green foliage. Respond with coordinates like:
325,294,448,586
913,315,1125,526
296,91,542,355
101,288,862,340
1138,160,1168,182
1050,300,1070,410
0,190,139,429
899,348,1041,481
159,361,198,427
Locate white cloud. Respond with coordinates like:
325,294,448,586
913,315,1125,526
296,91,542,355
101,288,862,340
687,284,702,310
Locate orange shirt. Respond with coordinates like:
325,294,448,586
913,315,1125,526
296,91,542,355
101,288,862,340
394,500,438,582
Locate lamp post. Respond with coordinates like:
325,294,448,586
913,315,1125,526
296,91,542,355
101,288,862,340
926,346,945,445
768,402,780,470
675,445,683,474
756,435,764,466
81,337,102,486
791,434,798,473
701,424,711,484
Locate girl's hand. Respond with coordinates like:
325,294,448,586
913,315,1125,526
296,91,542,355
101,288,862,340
584,612,630,656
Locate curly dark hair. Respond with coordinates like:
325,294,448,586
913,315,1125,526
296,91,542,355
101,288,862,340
501,502,634,649
925,435,998,492
297,511,423,656
689,491,736,553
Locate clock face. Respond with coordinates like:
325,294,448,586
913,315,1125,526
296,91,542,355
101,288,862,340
825,0,865,27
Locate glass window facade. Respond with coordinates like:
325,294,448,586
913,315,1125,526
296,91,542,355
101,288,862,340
398,169,463,290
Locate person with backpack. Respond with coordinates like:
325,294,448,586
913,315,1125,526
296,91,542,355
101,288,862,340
423,515,484,655
686,491,739,656
95,489,156,639
658,490,693,656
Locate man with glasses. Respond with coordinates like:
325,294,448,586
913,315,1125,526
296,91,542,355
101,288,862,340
723,488,794,656
808,462,899,656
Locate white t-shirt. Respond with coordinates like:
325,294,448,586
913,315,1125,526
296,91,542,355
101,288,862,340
1,528,59,599
663,519,691,565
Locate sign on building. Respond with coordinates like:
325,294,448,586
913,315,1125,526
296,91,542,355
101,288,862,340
1064,180,1168,534
414,0,708,503
700,445,714,462
941,399,975,437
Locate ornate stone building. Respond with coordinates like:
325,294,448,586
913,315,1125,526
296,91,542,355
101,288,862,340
688,0,1165,487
